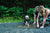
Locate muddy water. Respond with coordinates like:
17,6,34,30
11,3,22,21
16,24,37,28
0,22,50,33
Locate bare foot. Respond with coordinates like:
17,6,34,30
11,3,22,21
33,22,36,25
40,26,44,28
37,24,39,28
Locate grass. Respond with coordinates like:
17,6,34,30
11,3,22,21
0,17,24,23
0,17,41,23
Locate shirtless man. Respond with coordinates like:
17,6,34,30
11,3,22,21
33,5,50,28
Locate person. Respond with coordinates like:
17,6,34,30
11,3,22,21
24,15,30,27
33,5,50,28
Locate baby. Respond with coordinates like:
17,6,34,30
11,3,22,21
24,15,30,27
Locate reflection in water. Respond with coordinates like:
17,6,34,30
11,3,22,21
16,24,37,28
16,25,24,28
8,24,37,29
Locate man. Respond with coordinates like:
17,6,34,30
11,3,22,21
24,15,30,27
33,5,50,28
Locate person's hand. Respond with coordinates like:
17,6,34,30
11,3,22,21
33,22,36,25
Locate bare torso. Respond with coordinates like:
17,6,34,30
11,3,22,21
39,8,50,17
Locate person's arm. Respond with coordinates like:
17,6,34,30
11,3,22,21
40,10,49,28
42,11,49,26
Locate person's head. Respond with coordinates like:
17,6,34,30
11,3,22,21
25,15,29,19
39,5,45,12
35,5,45,12
40,5,44,8
35,6,39,12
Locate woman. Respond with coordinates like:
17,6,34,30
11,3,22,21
33,5,50,28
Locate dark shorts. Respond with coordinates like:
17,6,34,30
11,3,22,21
35,11,39,18
24,19,30,24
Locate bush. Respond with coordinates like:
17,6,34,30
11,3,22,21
0,6,8,17
26,8,35,18
7,6,23,18
27,8,35,14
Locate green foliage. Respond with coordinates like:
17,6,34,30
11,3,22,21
0,6,8,17
3,13,10,17
0,6,8,10
8,6,23,17
26,8,35,17
27,8,35,14
0,6,24,17
0,17,24,23
45,5,48,8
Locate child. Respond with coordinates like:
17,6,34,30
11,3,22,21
24,15,30,27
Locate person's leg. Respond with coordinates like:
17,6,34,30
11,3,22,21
37,14,39,27
25,21,29,27
33,15,36,25
37,17,39,27
33,11,38,25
